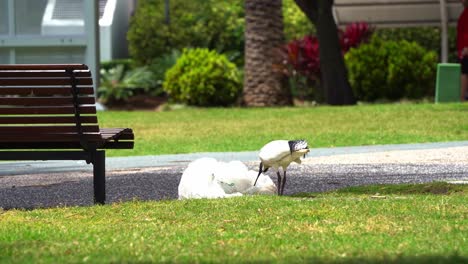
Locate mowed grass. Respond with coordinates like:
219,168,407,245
0,183,466,263
97,103,468,157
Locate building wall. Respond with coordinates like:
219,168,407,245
0,0,133,64
0,0,86,65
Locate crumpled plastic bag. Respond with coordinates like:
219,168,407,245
178,157,276,199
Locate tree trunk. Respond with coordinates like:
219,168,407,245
243,0,292,106
294,0,356,105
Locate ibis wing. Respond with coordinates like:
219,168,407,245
259,140,291,162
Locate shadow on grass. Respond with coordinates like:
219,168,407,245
293,182,467,198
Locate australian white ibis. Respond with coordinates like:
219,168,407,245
254,140,310,195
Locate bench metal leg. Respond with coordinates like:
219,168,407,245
92,151,106,205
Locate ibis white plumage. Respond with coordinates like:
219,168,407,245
178,158,276,199
254,140,310,195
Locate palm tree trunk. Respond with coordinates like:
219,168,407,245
243,0,292,106
294,0,356,105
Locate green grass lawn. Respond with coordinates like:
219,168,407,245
97,103,468,157
0,183,466,263
1,103,466,263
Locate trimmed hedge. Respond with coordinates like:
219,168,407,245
345,36,438,101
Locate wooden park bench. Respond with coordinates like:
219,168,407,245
0,64,134,204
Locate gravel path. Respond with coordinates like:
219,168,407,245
0,145,467,209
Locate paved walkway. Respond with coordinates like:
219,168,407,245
0,141,467,209
1,141,468,175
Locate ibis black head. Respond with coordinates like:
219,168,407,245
288,140,308,154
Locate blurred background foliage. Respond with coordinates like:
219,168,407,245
99,0,457,107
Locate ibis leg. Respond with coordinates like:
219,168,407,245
280,170,287,195
276,171,282,195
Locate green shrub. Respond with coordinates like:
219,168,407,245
163,48,241,106
127,0,244,65
387,41,438,99
283,0,315,41
375,27,458,63
345,36,438,101
100,59,134,72
98,64,161,104
147,50,181,89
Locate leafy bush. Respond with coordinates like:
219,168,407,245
127,0,244,65
163,48,241,106
345,36,438,101
98,64,161,104
375,27,458,63
147,50,181,90
286,35,321,81
281,22,373,101
100,59,134,72
283,0,315,40
340,22,374,52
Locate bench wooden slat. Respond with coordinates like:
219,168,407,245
101,131,134,135
0,71,91,78
0,133,103,142
0,87,94,95
0,78,93,86
0,106,96,115
100,127,133,133
0,116,98,124
100,142,134,149
0,142,86,149
100,128,134,133
0,64,88,70
102,134,135,140
0,125,99,133
101,134,135,140
0,142,134,149
0,96,95,106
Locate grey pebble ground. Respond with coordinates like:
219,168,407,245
0,141,467,209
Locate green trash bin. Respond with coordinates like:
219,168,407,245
435,63,461,103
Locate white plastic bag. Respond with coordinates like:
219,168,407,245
178,158,276,199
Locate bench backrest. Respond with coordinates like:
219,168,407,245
0,64,102,150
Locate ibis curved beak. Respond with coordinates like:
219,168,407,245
254,162,263,186
254,170,261,186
